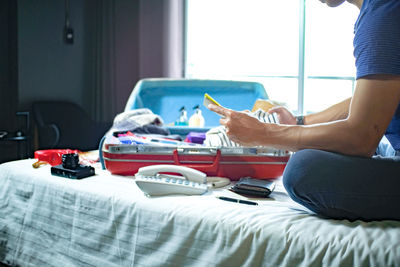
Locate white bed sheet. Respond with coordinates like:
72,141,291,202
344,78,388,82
1,159,399,267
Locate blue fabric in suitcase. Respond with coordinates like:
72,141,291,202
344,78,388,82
124,79,269,136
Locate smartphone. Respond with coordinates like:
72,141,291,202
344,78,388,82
203,93,221,107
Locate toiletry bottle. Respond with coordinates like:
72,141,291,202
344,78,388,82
175,106,188,126
189,105,205,127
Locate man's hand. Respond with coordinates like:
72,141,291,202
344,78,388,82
268,106,297,125
207,104,267,146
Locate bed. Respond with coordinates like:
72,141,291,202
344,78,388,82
1,158,400,267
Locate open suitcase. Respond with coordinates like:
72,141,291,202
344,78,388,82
101,78,291,180
102,144,290,180
123,78,269,137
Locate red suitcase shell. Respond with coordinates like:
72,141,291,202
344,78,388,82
102,143,290,180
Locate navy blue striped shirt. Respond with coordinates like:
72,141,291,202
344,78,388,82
353,0,400,150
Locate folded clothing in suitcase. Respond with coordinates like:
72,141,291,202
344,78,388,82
102,143,290,180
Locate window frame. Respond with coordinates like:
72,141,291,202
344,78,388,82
183,0,356,114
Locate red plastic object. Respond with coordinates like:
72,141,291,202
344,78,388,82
34,149,80,166
102,144,290,180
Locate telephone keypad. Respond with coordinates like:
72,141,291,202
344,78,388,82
135,174,208,196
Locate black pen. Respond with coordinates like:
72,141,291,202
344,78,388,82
216,196,258,206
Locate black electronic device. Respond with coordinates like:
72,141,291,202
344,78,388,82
230,177,275,198
51,153,95,179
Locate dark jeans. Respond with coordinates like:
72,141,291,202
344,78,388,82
283,137,400,221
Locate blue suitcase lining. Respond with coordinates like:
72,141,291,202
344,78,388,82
124,79,269,136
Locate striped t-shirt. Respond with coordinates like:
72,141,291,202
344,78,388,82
204,109,278,147
353,0,400,150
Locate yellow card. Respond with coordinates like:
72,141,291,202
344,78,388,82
203,93,221,107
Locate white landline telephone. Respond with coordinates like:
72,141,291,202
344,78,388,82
134,165,208,196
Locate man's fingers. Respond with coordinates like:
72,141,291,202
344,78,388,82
207,104,229,117
267,106,283,114
220,116,228,126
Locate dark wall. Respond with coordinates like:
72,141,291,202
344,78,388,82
0,0,20,163
0,0,178,163
0,0,142,162
0,0,18,131
17,0,140,114
18,0,87,110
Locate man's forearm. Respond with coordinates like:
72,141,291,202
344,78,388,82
263,118,372,157
304,97,351,125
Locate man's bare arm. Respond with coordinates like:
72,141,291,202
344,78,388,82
268,97,351,125
208,75,400,157
304,97,351,125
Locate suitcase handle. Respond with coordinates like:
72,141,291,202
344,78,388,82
173,149,221,175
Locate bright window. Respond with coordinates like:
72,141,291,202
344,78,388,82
185,0,360,114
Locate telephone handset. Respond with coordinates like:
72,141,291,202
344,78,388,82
136,165,206,183
134,165,208,196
